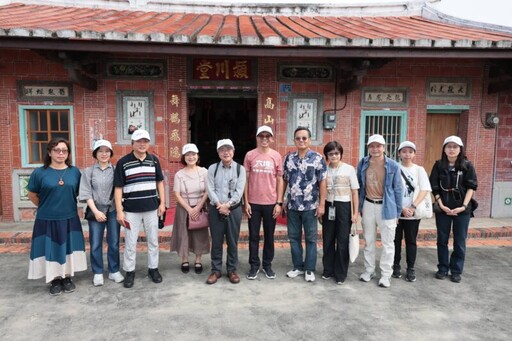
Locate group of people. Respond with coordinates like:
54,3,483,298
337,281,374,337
27,125,478,295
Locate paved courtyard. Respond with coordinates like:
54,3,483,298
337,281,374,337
1,246,511,340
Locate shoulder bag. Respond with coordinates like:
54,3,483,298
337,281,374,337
401,168,433,220
183,175,209,230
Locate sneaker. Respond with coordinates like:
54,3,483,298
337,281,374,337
406,268,416,282
321,273,333,280
262,268,276,279
450,273,462,283
93,274,104,286
305,271,316,282
62,277,75,293
108,271,125,283
246,268,259,280
336,279,345,285
49,279,63,296
379,276,391,288
435,271,448,280
392,264,402,278
124,271,135,288
359,271,376,282
286,269,305,278
148,268,163,283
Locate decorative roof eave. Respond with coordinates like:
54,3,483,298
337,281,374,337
1,28,510,50
3,36,512,59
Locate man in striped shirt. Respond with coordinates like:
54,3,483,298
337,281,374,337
114,129,166,288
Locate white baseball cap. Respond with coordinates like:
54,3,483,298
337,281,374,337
367,134,386,145
182,143,199,155
443,135,464,147
398,141,416,152
93,139,113,152
131,129,151,141
256,125,273,136
217,139,235,151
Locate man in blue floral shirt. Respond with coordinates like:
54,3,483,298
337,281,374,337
283,127,327,282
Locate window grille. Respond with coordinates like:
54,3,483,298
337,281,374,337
360,111,407,160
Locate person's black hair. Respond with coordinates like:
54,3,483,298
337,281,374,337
44,137,72,168
92,146,113,159
323,141,344,159
440,145,468,170
294,126,311,138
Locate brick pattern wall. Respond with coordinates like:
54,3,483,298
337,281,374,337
0,50,507,221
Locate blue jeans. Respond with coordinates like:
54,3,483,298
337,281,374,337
287,209,318,272
88,210,121,274
435,212,471,275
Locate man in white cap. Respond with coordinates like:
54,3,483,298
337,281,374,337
243,125,284,280
356,134,403,288
113,129,166,288
206,139,246,284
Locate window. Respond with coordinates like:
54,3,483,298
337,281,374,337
360,110,407,160
19,105,74,167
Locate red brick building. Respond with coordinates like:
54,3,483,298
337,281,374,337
1,0,512,222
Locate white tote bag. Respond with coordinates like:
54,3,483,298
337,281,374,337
349,221,360,263
412,166,433,219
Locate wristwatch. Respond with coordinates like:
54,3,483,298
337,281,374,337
462,204,468,210
276,202,283,206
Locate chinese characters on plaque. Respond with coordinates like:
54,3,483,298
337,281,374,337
428,81,469,97
361,88,408,107
126,99,146,134
193,58,252,81
17,81,73,102
293,99,317,140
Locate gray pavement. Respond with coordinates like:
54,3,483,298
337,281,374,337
1,246,511,340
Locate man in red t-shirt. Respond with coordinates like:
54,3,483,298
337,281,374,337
243,125,284,280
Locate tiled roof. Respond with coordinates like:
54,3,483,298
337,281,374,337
1,2,511,49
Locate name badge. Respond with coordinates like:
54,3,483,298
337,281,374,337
328,206,336,221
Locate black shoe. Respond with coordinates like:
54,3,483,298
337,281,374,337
246,268,259,280
262,267,276,279
124,271,135,288
321,272,333,280
62,277,75,293
148,268,163,283
49,278,63,296
392,264,402,278
435,271,448,280
181,262,190,274
450,273,462,283
194,263,203,274
406,268,416,282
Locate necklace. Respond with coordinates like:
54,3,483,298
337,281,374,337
52,167,69,186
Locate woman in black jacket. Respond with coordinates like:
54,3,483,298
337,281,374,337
429,136,477,283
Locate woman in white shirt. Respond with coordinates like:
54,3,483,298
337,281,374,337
393,141,432,282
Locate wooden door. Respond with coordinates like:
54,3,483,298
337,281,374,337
424,114,459,175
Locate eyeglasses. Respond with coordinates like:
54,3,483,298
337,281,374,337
294,136,308,141
52,148,69,154
327,151,340,157
258,134,272,139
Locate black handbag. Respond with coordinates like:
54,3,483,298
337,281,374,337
84,204,110,221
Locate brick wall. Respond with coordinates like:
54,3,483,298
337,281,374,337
0,50,505,221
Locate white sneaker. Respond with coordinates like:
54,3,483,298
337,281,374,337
286,269,305,278
379,276,391,288
108,272,125,283
359,271,376,282
93,274,104,286
305,271,316,282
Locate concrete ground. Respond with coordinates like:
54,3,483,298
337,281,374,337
1,246,511,341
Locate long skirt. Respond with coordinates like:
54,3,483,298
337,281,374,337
170,204,210,258
28,216,87,283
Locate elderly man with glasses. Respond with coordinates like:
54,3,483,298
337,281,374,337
283,126,327,283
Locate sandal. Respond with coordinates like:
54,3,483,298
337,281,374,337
194,263,203,274
181,262,190,273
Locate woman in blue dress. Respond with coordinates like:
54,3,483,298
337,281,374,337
27,137,87,295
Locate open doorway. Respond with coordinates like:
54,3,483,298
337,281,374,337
188,95,257,167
